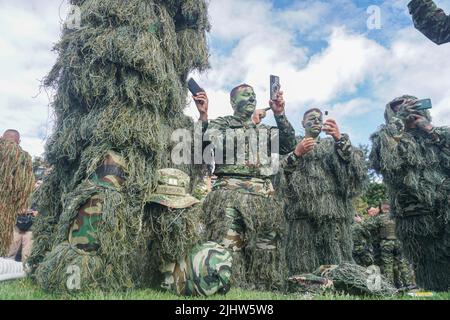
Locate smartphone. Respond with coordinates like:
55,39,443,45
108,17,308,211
414,99,432,111
270,75,281,101
187,78,204,96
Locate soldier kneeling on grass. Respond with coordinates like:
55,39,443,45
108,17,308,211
146,169,232,297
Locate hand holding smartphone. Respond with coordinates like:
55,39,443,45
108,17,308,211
188,78,205,96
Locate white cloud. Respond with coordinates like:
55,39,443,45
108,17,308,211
0,1,64,157
1,0,450,157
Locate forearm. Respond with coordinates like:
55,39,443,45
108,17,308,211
428,126,450,150
335,134,352,162
275,114,297,155
409,0,450,45
280,152,300,176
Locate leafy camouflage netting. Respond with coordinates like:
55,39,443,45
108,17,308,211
145,203,203,266
0,139,35,256
315,263,397,297
288,263,397,297
29,0,210,292
370,101,450,291
282,137,367,275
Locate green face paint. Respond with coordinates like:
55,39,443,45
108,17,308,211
231,86,257,119
303,111,323,138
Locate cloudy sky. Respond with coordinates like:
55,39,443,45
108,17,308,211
1,0,450,157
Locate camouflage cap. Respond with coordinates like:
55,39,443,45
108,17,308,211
148,168,200,209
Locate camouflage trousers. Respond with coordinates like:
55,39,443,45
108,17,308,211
220,207,285,291
353,241,375,268
379,240,414,289
161,241,232,297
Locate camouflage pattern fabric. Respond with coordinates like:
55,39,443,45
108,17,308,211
200,92,293,290
409,0,450,45
147,168,200,209
68,194,103,252
357,214,413,288
379,239,414,289
221,207,278,252
69,151,126,252
203,114,296,178
370,99,450,291
161,241,232,297
352,222,375,267
280,129,367,275
281,134,353,175
213,176,275,197
192,176,211,201
222,208,246,252
287,273,334,295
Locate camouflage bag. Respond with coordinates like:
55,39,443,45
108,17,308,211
161,241,232,297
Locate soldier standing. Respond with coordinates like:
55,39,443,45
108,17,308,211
370,95,450,291
409,0,450,45
281,109,367,276
362,203,414,289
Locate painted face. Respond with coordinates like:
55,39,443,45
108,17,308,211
380,204,390,214
368,207,380,217
231,86,257,118
2,131,20,144
302,110,323,138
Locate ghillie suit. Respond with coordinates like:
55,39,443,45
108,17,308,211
362,214,414,289
0,139,35,256
34,151,154,291
202,106,296,291
282,135,367,276
409,0,450,45
352,222,375,268
146,169,232,297
288,263,397,297
29,0,210,292
370,96,450,291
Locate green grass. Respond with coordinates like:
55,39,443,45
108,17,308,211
0,279,449,300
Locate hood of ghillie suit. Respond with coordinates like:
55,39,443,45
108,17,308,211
384,95,432,124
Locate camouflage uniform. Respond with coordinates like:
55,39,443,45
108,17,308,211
202,107,296,291
370,96,450,291
147,169,232,297
281,133,367,276
69,151,126,251
352,222,375,267
409,0,450,45
362,214,414,289
34,150,151,292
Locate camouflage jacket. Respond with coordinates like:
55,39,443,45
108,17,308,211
370,125,450,218
362,214,397,241
202,114,296,178
280,132,367,221
281,134,353,176
409,0,450,45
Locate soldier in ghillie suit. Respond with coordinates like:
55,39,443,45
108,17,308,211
361,203,414,289
29,0,211,292
281,109,367,277
146,168,232,297
409,0,450,45
33,151,154,291
193,85,296,291
0,130,35,257
370,95,450,291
